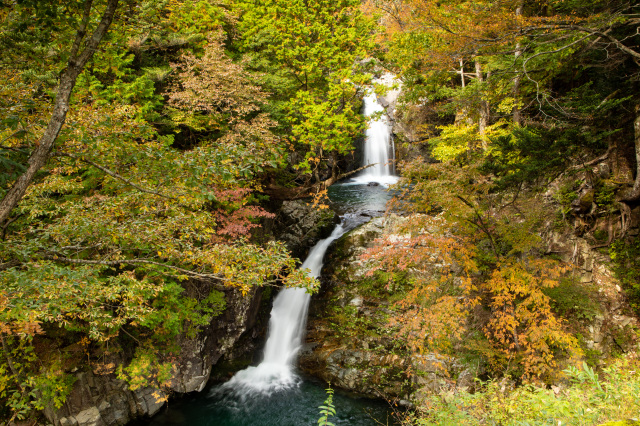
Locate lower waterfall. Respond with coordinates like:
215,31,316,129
219,223,346,396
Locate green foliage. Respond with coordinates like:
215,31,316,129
481,127,589,190
594,180,618,214
554,179,580,219
116,346,173,391
0,0,327,419
409,358,640,426
543,278,602,322
288,86,365,175
429,123,479,163
0,335,76,421
318,387,336,426
610,239,640,314
142,283,226,341
235,0,375,174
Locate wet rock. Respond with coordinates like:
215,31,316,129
275,200,337,258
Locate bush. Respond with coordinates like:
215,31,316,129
543,277,601,322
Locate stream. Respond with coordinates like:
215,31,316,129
145,89,399,425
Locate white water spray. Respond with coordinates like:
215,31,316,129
350,91,399,186
221,224,345,395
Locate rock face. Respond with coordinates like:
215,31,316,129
45,286,265,426
274,200,338,258
43,372,168,426
300,214,473,401
544,230,639,357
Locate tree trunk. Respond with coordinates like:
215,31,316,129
0,0,119,226
513,0,524,126
475,60,489,148
621,104,640,201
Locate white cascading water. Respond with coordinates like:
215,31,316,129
220,85,397,399
350,91,399,187
220,224,345,396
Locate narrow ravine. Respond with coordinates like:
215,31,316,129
145,88,399,426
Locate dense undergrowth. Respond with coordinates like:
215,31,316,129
408,358,640,426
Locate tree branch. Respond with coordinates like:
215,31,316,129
543,24,640,61
0,0,120,227
41,254,228,290
68,0,94,61
54,152,177,200
456,195,499,258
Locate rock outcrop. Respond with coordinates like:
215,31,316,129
43,201,338,426
273,200,338,258
545,230,639,357
301,214,473,401
45,285,265,426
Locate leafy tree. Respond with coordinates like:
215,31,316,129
360,215,475,355
387,158,582,382
0,0,120,225
482,259,580,380
236,0,376,180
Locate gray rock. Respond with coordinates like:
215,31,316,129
45,285,267,426
276,200,337,258
74,407,104,426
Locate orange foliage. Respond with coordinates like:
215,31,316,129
361,215,478,354
482,258,581,380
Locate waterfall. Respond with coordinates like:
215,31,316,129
220,224,345,396
218,84,397,399
350,91,399,187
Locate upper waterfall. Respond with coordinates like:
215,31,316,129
350,91,399,187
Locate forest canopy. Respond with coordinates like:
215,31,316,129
0,0,375,418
